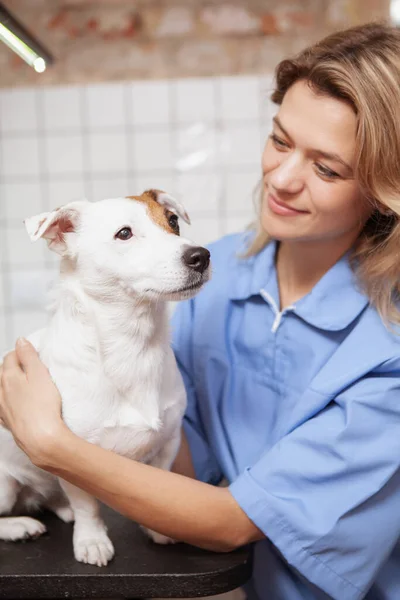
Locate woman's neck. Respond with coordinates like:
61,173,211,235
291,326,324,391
276,237,354,310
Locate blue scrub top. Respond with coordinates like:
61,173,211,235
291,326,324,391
171,233,400,600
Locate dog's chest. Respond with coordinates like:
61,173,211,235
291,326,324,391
97,403,164,461
60,377,174,462
48,341,183,464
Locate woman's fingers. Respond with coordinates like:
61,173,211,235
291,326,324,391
0,363,10,429
1,350,26,420
0,364,4,427
15,338,46,381
0,341,64,463
2,348,20,375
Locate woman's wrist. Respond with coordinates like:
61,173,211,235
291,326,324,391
29,420,73,470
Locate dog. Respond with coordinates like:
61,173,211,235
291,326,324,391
0,189,211,566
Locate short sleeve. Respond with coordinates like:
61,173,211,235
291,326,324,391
229,363,400,600
171,300,223,485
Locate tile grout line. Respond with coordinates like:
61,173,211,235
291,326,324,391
214,76,227,238
80,84,93,201
168,78,179,198
0,164,261,186
36,86,55,272
124,82,136,195
0,89,15,348
0,118,264,138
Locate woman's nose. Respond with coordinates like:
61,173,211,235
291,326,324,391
269,152,304,194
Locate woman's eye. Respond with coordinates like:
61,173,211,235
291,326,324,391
115,227,133,240
315,163,340,180
270,133,289,150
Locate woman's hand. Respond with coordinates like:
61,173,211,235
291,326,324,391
0,338,65,466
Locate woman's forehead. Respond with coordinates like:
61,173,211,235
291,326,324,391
277,80,357,161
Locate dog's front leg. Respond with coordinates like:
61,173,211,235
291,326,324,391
58,479,114,566
150,430,181,472
142,431,182,546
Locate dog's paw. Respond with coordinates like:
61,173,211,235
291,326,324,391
54,505,74,524
0,517,46,541
144,527,177,545
73,533,115,567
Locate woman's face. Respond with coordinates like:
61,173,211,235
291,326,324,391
261,80,372,245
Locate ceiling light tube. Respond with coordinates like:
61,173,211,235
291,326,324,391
0,2,53,72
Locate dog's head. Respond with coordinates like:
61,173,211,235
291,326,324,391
24,189,211,301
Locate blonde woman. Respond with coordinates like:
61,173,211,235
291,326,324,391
1,22,400,600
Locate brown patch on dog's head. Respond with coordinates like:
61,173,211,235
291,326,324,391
126,189,180,235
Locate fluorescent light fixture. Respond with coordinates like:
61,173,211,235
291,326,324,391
33,57,46,73
391,0,400,24
0,2,53,72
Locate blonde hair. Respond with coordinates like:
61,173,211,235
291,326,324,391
247,22,400,325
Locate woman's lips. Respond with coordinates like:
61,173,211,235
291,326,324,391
267,193,308,217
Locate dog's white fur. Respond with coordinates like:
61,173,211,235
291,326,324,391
0,191,210,566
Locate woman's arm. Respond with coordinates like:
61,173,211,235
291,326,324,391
0,340,263,553
41,426,261,552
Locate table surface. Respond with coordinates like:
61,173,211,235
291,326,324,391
0,505,252,599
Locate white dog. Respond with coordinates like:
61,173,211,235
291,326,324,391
0,189,211,567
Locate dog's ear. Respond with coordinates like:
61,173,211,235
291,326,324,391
144,189,191,225
24,201,86,256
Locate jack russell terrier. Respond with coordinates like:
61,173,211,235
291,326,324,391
0,189,211,566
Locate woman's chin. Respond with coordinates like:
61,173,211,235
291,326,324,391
261,213,304,241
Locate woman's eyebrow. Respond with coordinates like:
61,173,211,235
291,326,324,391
272,116,353,174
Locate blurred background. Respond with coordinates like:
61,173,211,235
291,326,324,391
0,0,393,355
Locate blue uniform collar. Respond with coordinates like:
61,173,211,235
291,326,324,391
229,238,369,331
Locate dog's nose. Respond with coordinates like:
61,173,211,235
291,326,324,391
182,246,210,273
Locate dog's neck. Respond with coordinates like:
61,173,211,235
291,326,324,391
47,265,170,397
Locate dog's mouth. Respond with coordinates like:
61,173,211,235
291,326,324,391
172,267,212,295
161,280,205,300
144,274,209,300
172,281,204,294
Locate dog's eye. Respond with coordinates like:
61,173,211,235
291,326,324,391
168,214,179,232
115,227,133,241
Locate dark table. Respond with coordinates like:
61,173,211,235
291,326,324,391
0,505,252,599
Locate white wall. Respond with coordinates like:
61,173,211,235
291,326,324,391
0,75,275,354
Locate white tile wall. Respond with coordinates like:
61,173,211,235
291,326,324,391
45,133,85,176
90,176,130,202
88,131,129,173
176,124,219,172
42,86,82,131
0,269,4,311
173,79,217,123
5,224,47,268
85,83,127,129
0,75,275,354
222,123,264,166
0,88,39,133
219,76,260,121
133,129,174,171
2,181,43,221
1,136,41,178
176,172,223,213
129,80,171,126
47,178,87,208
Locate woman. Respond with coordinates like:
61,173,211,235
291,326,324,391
1,21,400,600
